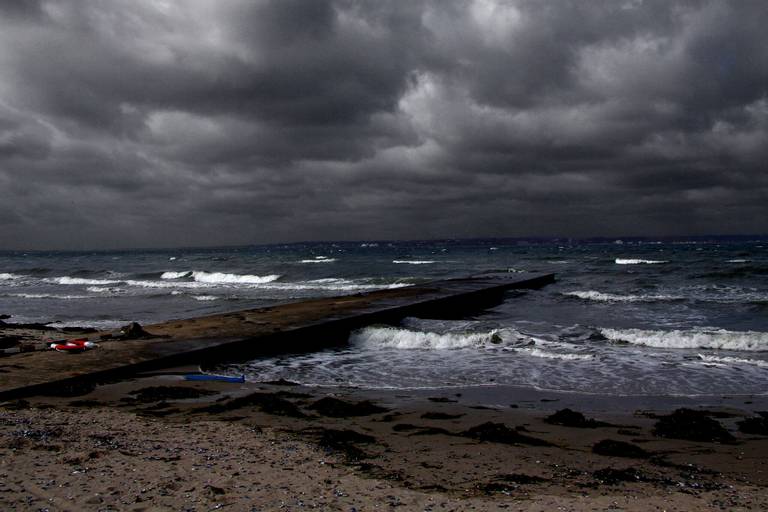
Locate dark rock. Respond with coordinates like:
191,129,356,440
420,411,464,420
0,314,10,320
307,397,387,417
202,392,305,417
653,408,735,443
1,399,30,410
592,439,650,458
544,408,611,428
737,416,768,435
119,322,154,339
593,467,651,485
130,386,217,403
461,422,552,446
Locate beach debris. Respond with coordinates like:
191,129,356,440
592,439,650,458
544,408,611,428
312,428,376,461
129,386,218,403
201,391,306,417
47,338,98,353
593,467,652,485
461,422,552,446
307,397,388,417
737,412,768,435
653,408,735,443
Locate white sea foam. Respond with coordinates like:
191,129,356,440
350,326,501,350
86,286,125,294
563,290,684,303
47,276,123,285
520,348,593,361
0,273,21,280
160,271,280,284
9,293,92,300
727,259,750,263
393,260,436,265
193,295,220,301
697,354,768,368
615,258,668,265
601,327,768,351
161,271,191,279
299,258,337,263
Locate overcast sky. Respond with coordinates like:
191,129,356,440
1,1,766,250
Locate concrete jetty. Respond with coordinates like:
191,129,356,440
0,273,554,400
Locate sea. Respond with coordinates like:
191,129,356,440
1,237,767,398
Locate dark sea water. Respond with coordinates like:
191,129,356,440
2,237,767,397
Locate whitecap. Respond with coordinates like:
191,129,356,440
0,273,21,280
193,295,220,301
8,293,92,300
563,290,684,303
615,258,668,265
350,326,501,350
46,276,123,285
697,353,768,368
159,271,280,284
299,258,337,263
601,327,768,351
519,348,593,361
727,259,750,263
161,271,192,279
392,260,436,265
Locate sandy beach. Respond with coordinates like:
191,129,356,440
2,372,768,511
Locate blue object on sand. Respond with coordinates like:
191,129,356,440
184,374,245,383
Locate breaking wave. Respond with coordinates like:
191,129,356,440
393,260,436,265
601,327,768,351
47,276,123,285
350,326,502,350
0,273,22,280
160,271,281,284
563,290,684,303
299,258,337,263
697,354,768,368
520,348,593,361
615,258,668,265
7,293,92,300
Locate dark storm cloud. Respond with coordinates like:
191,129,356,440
1,0,766,250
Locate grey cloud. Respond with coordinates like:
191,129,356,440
1,0,766,250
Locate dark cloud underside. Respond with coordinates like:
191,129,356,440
1,0,766,249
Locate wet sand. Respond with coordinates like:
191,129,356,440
2,375,767,511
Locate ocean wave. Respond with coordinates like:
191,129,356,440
7,293,92,300
86,286,126,294
193,295,220,301
600,327,768,351
615,258,668,265
299,258,337,263
160,271,281,284
46,276,123,285
0,273,22,280
393,260,436,265
520,348,593,361
350,326,501,350
697,354,768,368
563,290,684,303
727,259,751,263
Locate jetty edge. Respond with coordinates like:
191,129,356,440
0,272,554,400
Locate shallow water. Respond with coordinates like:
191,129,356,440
2,237,767,396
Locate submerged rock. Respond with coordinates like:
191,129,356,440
653,408,735,443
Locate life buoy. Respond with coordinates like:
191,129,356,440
48,338,97,353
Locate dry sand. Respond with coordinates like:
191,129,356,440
2,376,767,511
